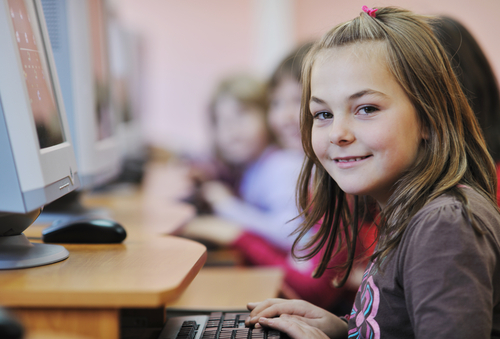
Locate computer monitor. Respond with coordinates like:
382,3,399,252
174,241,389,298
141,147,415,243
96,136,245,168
108,17,147,184
35,0,121,219
42,0,121,190
0,0,80,268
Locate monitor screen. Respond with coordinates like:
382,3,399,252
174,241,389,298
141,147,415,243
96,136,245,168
9,0,64,149
88,0,113,141
108,20,147,183
38,0,121,193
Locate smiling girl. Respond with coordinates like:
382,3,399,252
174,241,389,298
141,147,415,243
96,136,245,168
245,6,500,339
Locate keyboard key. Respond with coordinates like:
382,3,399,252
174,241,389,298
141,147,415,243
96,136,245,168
176,320,198,339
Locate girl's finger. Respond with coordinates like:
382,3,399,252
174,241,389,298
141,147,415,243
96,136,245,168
258,316,329,339
247,300,294,326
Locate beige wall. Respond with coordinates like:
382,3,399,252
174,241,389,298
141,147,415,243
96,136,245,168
113,1,500,156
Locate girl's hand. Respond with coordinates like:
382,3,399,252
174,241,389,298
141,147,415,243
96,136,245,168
246,299,348,339
258,315,331,339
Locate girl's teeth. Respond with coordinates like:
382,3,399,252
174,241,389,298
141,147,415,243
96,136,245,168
338,157,363,162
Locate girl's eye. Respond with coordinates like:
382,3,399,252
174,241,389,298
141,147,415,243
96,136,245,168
358,106,378,115
313,111,333,120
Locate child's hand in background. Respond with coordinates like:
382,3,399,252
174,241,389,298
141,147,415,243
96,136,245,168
201,181,234,206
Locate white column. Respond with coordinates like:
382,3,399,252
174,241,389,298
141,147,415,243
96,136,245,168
253,0,296,77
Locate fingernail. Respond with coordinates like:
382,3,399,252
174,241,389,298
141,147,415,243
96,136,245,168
251,317,258,323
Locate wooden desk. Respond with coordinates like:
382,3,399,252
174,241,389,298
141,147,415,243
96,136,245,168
167,267,284,311
3,180,204,339
79,188,195,238
0,235,206,339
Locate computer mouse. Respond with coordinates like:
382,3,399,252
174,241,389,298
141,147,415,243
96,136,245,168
42,216,127,244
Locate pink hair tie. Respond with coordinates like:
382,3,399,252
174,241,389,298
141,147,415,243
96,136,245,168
362,6,378,18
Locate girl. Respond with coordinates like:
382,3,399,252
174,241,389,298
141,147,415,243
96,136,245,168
233,43,376,314
245,7,500,339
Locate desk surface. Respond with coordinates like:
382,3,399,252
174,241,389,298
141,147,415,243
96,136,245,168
1,173,205,339
168,266,284,311
80,187,195,238
0,235,207,308
10,179,204,309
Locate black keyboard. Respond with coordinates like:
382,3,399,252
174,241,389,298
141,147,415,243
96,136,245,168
159,312,289,339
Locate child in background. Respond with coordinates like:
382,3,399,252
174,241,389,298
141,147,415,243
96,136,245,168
245,7,500,338
267,43,313,152
183,74,304,253
433,16,500,206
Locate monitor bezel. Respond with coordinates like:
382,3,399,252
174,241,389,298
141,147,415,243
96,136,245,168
56,0,120,189
0,0,79,213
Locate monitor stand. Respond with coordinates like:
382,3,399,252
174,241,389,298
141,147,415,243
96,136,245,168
35,190,109,224
42,190,88,214
0,209,69,269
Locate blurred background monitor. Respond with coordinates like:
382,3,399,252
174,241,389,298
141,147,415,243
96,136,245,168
37,0,122,219
0,0,80,268
107,14,148,185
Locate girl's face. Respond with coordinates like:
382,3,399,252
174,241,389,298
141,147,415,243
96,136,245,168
310,43,425,207
268,76,303,151
213,94,269,166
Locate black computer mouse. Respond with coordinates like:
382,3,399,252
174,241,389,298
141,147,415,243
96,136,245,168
42,216,127,244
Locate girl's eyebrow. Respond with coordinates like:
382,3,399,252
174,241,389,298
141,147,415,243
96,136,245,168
310,96,325,105
310,89,387,106
349,89,388,101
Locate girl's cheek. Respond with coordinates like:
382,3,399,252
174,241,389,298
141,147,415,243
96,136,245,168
311,132,327,158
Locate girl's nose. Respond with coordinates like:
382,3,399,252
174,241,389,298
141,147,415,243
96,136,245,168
329,117,354,145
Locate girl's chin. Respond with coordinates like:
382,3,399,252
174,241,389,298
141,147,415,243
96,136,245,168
335,183,369,197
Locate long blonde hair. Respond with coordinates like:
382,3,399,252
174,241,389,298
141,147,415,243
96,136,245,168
294,7,498,286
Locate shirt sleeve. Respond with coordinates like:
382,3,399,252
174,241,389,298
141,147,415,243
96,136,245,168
232,231,349,310
213,195,301,251
401,203,497,338
211,151,303,251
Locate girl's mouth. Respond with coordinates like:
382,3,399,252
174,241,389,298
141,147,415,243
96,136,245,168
334,155,372,163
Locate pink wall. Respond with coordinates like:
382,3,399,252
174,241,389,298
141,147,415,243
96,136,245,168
113,1,500,156
295,0,500,77
114,0,256,156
